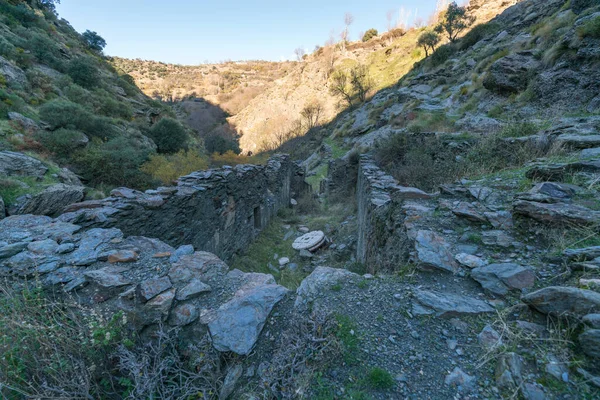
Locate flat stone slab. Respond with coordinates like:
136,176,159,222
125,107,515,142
292,231,325,251
522,286,600,318
209,283,288,355
412,289,494,317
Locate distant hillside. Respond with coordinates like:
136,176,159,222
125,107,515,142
0,0,189,208
115,0,519,154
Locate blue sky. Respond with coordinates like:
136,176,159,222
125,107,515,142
56,0,441,64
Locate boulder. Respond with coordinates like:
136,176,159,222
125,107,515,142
14,184,84,217
0,151,48,179
513,200,600,227
84,268,131,289
8,112,38,131
530,182,576,200
563,246,600,261
478,325,503,349
412,289,495,317
414,230,457,273
583,314,600,329
295,267,358,310
176,278,212,301
579,329,600,359
495,352,524,390
522,286,600,318
68,228,123,266
471,263,535,296
141,288,176,324
556,134,600,149
455,253,487,269
483,52,540,94
168,304,198,326
208,283,288,355
168,251,228,283
219,364,243,400
137,276,173,302
444,367,476,391
482,230,515,248
56,168,83,186
452,202,487,223
0,55,26,87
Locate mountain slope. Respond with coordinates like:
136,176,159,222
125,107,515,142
0,0,173,209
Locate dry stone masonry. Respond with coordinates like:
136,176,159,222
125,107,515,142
57,155,309,262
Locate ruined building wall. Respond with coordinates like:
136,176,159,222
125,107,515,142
60,155,310,262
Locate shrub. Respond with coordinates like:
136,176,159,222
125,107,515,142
204,134,240,155
39,99,118,138
140,150,209,184
0,283,133,399
67,57,100,89
578,15,600,39
147,117,188,153
362,28,378,42
458,22,500,50
38,128,88,157
27,31,64,71
94,89,133,119
366,367,395,389
429,43,456,67
73,136,154,188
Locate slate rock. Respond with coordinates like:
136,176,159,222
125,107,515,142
108,250,139,263
168,251,228,283
209,283,288,355
0,195,4,220
455,253,486,269
0,151,47,179
84,268,131,288
478,325,503,349
514,200,600,226
579,329,600,359
471,263,535,296
137,276,172,302
412,289,494,317
522,286,600,317
68,228,123,266
295,267,357,309
169,303,198,326
495,352,524,390
444,367,476,391
14,184,84,217
582,314,600,329
176,278,212,301
27,239,58,255
141,288,176,324
169,244,194,263
219,364,243,400
414,230,457,273
0,242,28,259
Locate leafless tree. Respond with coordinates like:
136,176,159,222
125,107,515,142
301,100,324,130
350,64,373,103
294,47,306,61
341,12,354,46
329,69,353,107
386,9,396,31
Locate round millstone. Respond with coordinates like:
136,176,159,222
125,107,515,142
292,230,325,251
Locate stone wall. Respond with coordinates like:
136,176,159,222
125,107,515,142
59,155,309,262
356,155,431,272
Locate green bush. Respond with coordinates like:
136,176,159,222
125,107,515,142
366,367,394,389
147,117,189,153
362,29,378,42
67,57,100,89
73,136,153,188
39,99,118,138
93,89,133,119
38,128,88,157
458,22,500,51
429,43,456,67
27,31,64,71
204,134,240,155
578,15,600,39
0,2,38,27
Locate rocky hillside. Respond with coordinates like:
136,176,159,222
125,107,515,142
0,0,185,216
116,0,518,153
